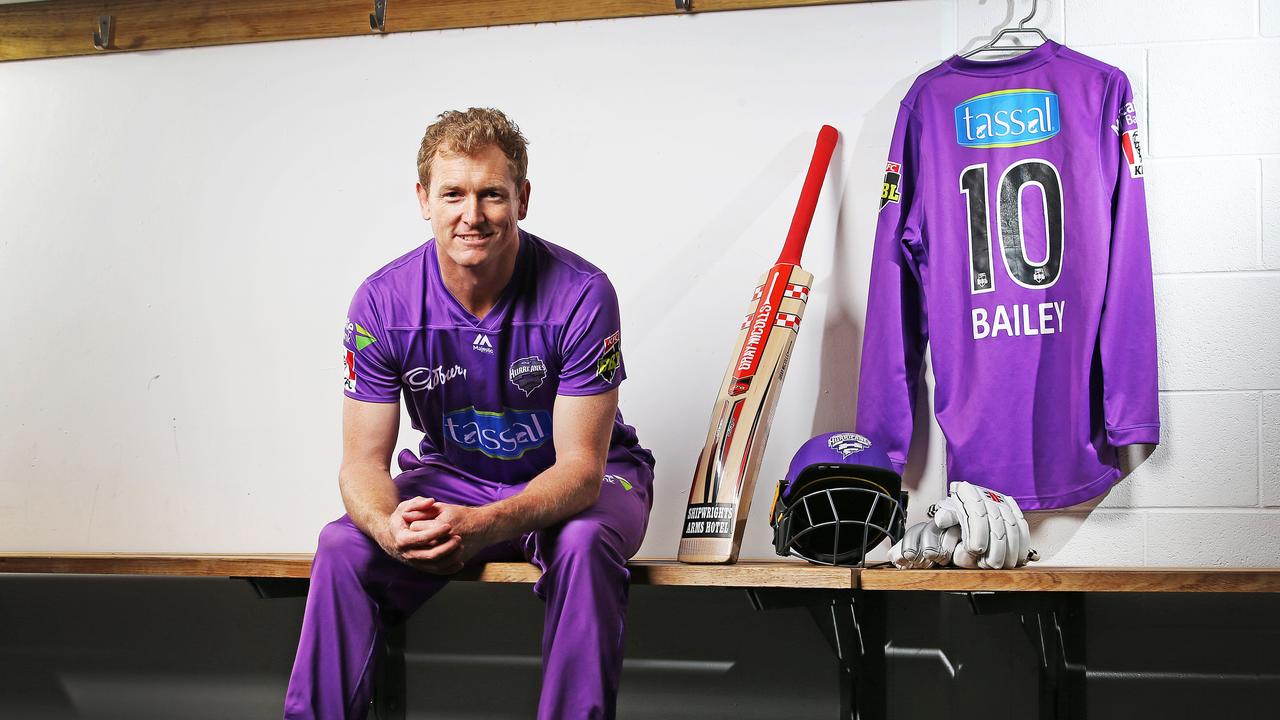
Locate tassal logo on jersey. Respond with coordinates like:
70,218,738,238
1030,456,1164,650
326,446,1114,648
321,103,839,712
442,406,552,460
955,89,1059,148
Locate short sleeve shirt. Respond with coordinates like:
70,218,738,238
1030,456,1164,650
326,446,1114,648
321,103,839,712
341,231,652,483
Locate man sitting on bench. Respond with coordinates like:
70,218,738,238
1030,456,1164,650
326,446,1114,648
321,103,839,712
284,107,655,720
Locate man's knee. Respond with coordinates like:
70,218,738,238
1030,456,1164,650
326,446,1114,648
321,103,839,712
542,518,627,570
314,518,380,575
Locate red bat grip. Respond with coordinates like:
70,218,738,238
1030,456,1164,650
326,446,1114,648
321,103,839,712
776,124,839,266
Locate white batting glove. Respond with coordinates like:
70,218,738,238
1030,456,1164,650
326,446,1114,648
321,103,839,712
888,521,961,569
930,481,1036,569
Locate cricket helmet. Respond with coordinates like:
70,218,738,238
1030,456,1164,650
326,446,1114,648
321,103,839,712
770,432,907,566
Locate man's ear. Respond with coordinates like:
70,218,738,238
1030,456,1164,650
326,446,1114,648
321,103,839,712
416,182,430,221
518,179,531,221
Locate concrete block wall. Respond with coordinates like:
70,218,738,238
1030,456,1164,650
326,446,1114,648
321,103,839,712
956,0,1280,567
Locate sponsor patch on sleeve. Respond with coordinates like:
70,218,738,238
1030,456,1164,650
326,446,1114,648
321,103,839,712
595,331,622,384
880,161,902,210
1114,100,1143,179
343,349,357,391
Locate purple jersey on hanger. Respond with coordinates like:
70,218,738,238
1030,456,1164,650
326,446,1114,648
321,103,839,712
342,230,653,483
857,41,1159,510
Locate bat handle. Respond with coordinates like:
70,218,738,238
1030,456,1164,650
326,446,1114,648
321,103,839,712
776,125,839,266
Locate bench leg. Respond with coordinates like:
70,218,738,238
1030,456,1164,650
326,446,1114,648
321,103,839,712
1023,593,1085,720
805,591,886,720
746,589,888,719
372,622,406,720
969,590,1087,720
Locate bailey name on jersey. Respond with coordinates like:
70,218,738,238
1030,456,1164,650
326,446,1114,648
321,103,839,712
971,301,1065,340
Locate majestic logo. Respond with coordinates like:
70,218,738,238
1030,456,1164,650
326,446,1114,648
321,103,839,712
596,331,622,384
404,364,467,392
828,432,871,460
880,161,902,210
343,349,357,391
472,333,494,355
509,356,547,397
603,474,634,491
955,89,1060,148
442,406,552,460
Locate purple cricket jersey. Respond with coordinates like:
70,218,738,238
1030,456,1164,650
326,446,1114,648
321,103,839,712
856,41,1160,510
341,230,654,483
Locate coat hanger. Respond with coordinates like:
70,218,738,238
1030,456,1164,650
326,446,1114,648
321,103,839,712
962,0,1049,59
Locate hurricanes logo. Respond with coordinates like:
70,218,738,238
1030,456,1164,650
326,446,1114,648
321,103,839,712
828,433,871,460
1033,268,1047,283
509,356,548,397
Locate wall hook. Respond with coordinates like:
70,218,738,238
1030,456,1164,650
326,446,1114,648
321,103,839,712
370,0,387,32
93,14,114,50
675,0,693,10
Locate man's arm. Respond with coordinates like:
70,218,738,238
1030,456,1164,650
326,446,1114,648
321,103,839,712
339,397,463,570
423,389,618,555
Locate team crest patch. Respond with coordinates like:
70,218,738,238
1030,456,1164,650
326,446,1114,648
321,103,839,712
509,356,548,397
880,161,902,210
596,331,622,384
343,349,357,391
828,432,871,460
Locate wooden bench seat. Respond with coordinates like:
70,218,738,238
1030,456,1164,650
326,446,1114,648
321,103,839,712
2,552,1278,593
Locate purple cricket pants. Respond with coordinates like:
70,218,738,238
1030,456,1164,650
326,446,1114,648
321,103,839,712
283,454,653,720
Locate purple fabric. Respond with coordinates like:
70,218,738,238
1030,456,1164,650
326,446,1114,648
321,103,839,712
856,41,1160,510
284,461,653,720
342,230,654,481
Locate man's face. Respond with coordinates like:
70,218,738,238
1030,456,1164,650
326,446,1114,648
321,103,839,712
417,143,530,273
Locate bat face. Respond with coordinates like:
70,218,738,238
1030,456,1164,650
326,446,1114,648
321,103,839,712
678,261,813,563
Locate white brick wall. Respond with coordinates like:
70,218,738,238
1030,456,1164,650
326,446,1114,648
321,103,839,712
954,0,1280,568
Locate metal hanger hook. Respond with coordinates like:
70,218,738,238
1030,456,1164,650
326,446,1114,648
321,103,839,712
1018,0,1039,30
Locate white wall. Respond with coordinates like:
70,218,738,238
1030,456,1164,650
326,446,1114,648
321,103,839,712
0,0,1275,567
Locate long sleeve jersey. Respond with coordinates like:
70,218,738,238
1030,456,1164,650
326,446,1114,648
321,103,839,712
856,41,1159,510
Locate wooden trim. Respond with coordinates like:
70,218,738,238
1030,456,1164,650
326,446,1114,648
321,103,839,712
0,0,872,63
0,553,857,588
0,552,316,578
7,554,1277,592
860,566,1280,593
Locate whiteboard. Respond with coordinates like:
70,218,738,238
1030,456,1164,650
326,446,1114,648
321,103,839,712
0,1,958,558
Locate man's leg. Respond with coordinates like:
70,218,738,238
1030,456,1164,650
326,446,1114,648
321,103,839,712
284,466,519,720
520,460,654,720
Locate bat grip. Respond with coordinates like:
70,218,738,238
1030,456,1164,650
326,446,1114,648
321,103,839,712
776,125,839,266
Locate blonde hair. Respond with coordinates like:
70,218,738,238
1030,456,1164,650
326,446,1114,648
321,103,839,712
416,108,529,189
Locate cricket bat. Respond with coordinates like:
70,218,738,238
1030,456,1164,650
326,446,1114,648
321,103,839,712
678,125,839,564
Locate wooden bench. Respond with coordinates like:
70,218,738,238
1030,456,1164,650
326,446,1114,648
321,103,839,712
2,553,1278,720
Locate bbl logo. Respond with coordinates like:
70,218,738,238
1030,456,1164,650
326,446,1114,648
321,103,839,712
596,331,622,384
880,161,902,210
828,433,871,460
509,356,547,397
